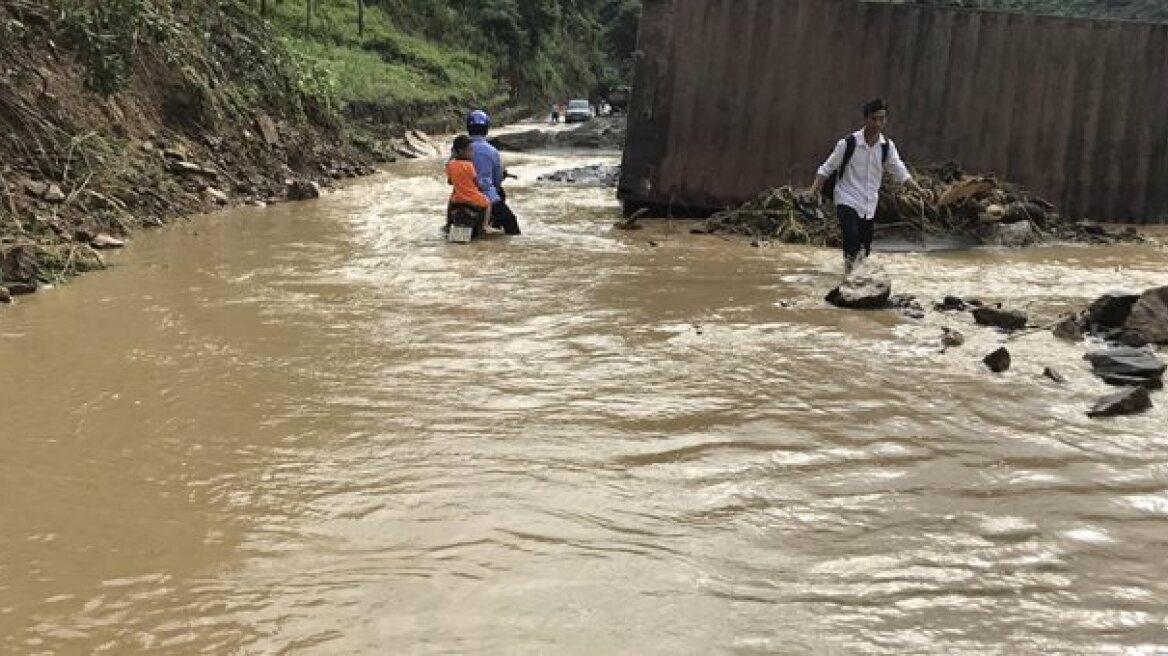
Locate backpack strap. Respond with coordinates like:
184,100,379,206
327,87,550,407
881,139,891,164
838,134,857,174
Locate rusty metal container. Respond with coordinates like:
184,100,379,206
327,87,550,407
619,0,1168,223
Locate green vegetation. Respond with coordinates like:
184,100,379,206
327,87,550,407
256,0,642,107
910,0,1168,22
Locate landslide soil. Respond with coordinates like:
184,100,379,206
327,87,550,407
0,1,401,294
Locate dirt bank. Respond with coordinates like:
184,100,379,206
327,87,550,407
0,1,475,299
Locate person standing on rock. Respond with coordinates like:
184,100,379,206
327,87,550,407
466,110,522,235
805,98,926,273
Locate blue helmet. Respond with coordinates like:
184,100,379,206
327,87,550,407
467,109,491,130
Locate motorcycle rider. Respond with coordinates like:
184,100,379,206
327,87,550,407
466,110,522,235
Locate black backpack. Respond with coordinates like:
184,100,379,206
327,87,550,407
822,134,890,201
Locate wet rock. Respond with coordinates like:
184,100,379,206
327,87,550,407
4,281,37,296
1098,373,1164,390
903,307,926,320
171,160,217,178
1087,291,1140,329
23,180,48,197
203,187,229,205
1114,329,1149,348
934,295,968,312
973,306,1028,331
825,275,892,310
1085,347,1165,387
44,184,66,202
2,242,39,283
983,347,1011,373
1043,366,1067,384
1124,285,1168,345
286,179,320,201
990,220,1037,247
0,286,10,303
1087,387,1153,419
941,327,965,348
90,234,125,250
492,129,553,152
1052,313,1085,342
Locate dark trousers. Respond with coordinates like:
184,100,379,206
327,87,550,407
837,204,874,262
491,196,522,235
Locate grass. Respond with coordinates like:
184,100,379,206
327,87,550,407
264,0,496,105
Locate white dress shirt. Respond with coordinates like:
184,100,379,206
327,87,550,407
817,130,912,219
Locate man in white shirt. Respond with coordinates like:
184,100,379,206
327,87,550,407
805,98,927,272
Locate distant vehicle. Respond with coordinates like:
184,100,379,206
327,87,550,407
564,99,594,123
607,86,630,115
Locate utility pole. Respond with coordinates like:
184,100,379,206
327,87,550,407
306,0,312,32
358,0,365,36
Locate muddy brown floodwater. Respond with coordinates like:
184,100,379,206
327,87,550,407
2,149,1167,655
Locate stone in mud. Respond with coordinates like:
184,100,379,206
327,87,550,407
935,296,968,312
1087,387,1153,419
1042,367,1067,384
990,220,1037,247
1085,347,1165,386
825,275,891,310
2,242,39,283
1052,313,1085,342
171,160,217,178
203,187,229,205
941,327,965,348
256,113,281,146
983,347,1011,373
973,306,1028,331
1124,285,1168,345
1087,292,1140,329
90,234,125,250
44,184,66,202
286,179,320,201
4,281,37,295
23,180,48,197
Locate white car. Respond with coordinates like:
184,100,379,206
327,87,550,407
564,99,594,123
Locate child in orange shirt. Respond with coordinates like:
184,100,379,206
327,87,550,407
446,135,492,236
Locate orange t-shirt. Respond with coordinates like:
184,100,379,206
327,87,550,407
446,159,489,209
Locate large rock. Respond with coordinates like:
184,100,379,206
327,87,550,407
990,220,1037,247
286,179,320,201
4,281,37,296
492,129,554,152
1087,291,1140,329
1085,347,1166,387
2,242,39,283
1087,387,1153,418
90,234,125,250
825,275,892,310
0,286,10,303
972,306,1028,331
1124,285,1168,345
1052,313,1085,342
983,347,1011,373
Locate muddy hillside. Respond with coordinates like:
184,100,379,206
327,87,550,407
0,1,397,293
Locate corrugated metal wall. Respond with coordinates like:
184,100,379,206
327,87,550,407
618,0,1168,223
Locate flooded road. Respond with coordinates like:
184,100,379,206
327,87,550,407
2,149,1167,654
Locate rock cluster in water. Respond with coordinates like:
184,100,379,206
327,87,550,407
824,276,1167,418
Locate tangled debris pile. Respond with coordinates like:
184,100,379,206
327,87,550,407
700,164,1147,246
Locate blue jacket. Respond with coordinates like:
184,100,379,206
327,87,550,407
470,136,504,204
